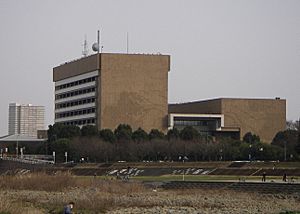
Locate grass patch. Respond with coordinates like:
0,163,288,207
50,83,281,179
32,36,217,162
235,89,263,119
128,175,283,182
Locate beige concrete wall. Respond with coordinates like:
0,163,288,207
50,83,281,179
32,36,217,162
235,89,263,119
168,99,222,114
99,53,170,132
53,53,170,133
53,54,98,81
221,98,286,143
168,98,286,143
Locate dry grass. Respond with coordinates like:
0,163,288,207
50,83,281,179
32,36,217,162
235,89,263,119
0,172,147,213
0,194,43,214
0,196,17,214
0,172,144,193
0,171,76,192
1,172,300,213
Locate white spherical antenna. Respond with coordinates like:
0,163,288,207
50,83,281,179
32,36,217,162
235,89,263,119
92,43,99,52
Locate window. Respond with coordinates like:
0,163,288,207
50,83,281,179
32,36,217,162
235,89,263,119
56,107,96,118
56,75,97,90
56,87,96,100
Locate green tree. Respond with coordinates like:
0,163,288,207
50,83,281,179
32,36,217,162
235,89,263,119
47,123,62,142
149,129,165,140
99,129,116,143
218,138,242,161
284,119,300,159
243,132,260,144
294,119,300,156
179,126,199,141
62,125,81,139
260,144,283,161
167,128,180,141
272,130,298,150
114,124,133,142
296,130,300,156
49,138,71,162
48,123,80,141
238,142,252,160
132,127,149,142
81,125,98,137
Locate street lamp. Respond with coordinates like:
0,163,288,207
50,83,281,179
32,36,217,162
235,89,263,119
53,151,56,164
65,152,68,163
20,147,25,159
259,147,263,161
248,144,252,161
179,155,188,181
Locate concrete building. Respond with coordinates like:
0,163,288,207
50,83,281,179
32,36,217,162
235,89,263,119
169,98,286,143
53,53,286,143
53,53,170,132
8,103,45,137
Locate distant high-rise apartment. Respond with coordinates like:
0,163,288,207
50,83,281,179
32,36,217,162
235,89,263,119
8,103,45,137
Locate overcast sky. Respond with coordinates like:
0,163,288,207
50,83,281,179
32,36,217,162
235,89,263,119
0,0,299,136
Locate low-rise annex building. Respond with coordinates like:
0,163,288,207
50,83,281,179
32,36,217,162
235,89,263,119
168,98,286,143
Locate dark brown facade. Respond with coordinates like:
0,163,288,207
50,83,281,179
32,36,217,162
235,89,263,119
53,53,170,132
169,98,286,143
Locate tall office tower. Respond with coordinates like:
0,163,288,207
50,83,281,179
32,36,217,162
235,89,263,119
53,53,170,132
8,103,45,137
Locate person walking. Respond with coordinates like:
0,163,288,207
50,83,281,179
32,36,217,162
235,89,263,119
262,172,266,182
63,201,75,214
283,173,287,182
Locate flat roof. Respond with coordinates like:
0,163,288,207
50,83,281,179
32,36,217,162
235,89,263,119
0,134,47,142
53,53,170,82
169,97,286,105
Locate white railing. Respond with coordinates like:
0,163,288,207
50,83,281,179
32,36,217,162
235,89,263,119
22,155,53,160
1,156,54,165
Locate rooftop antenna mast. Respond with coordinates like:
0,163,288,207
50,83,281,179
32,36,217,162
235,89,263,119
92,30,101,53
82,35,89,57
97,30,100,54
126,32,129,54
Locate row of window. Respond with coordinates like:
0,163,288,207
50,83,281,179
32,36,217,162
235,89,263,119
55,87,96,100
55,76,97,90
55,97,96,109
62,118,96,126
55,107,96,119
174,120,210,126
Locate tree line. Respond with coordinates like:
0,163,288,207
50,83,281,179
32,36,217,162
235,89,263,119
44,122,300,163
